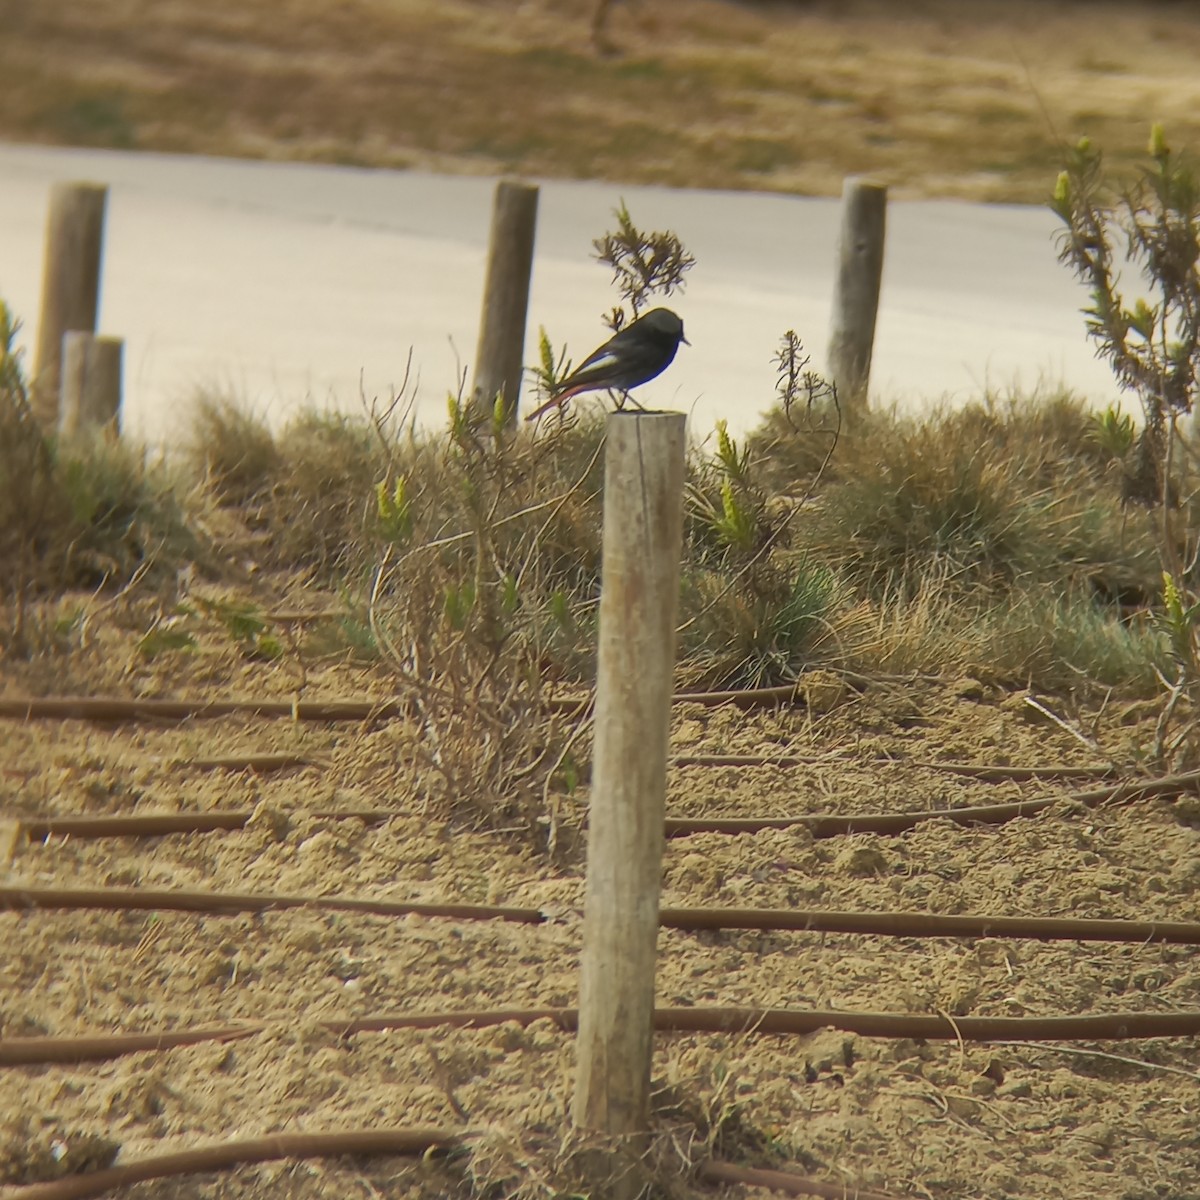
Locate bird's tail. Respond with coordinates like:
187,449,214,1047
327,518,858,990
524,383,586,422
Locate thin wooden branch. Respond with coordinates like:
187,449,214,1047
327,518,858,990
0,1025,258,1066
0,696,411,723
0,1130,460,1200
0,1128,900,1200
0,885,543,925
0,684,804,727
19,810,391,841
670,754,1116,782
664,771,1200,837
173,753,323,773
6,1007,1199,1069
7,885,1200,945
17,770,1198,845
698,1160,902,1200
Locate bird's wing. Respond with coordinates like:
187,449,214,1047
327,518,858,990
556,346,623,393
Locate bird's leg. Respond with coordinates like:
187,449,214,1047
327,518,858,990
612,388,646,413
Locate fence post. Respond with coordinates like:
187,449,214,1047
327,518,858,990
828,177,886,422
573,410,687,1198
59,332,123,437
33,182,108,429
472,179,538,425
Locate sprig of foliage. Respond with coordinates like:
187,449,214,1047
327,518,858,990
592,199,695,327
1052,125,1200,504
1054,128,1200,762
194,596,283,660
1157,570,1200,672
1088,404,1137,459
374,474,413,544
526,326,576,416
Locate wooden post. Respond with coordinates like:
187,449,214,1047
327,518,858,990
573,410,687,1197
33,182,108,429
472,179,538,425
59,332,123,437
828,177,886,422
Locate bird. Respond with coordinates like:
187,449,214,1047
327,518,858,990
525,307,689,421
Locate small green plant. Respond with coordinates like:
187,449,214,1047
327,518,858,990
527,327,575,412
137,623,199,662
745,331,841,489
1157,569,1200,672
195,596,283,660
374,474,413,544
1053,126,1200,759
700,422,760,553
1089,403,1137,459
0,300,57,609
1,298,198,616
1052,125,1200,505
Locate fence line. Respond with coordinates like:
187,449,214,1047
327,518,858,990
573,412,687,1194
828,176,887,420
471,179,539,423
32,182,108,429
57,331,122,436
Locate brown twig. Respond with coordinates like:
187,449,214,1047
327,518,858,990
173,753,323,773
0,885,544,925
6,1008,1200,1068
664,770,1200,837
0,695,410,723
670,754,1117,781
0,685,804,726
19,810,391,841
17,769,1198,845
0,1025,258,1066
698,1160,903,1200
0,1130,461,1200
7,885,1200,945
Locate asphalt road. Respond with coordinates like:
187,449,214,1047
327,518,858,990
0,142,1123,442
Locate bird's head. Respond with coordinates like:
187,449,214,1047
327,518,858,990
640,307,689,345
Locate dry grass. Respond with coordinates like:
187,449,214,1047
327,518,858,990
1,322,1173,724
4,0,1200,200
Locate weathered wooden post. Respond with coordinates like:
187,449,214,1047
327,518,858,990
33,182,108,429
573,410,687,1198
828,177,886,423
59,332,123,437
472,179,539,425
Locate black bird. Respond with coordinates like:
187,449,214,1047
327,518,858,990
525,307,688,421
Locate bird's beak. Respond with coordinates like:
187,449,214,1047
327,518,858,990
681,335,691,346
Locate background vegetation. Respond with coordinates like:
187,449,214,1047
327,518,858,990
3,0,1200,202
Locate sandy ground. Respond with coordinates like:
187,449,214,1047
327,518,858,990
2,595,1199,1199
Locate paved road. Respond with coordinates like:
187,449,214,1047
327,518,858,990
0,142,1122,442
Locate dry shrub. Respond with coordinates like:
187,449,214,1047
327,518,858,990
786,397,1156,601
181,381,1171,720
191,400,390,577
848,578,1168,694
365,399,610,853
1,302,198,654
189,389,282,505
